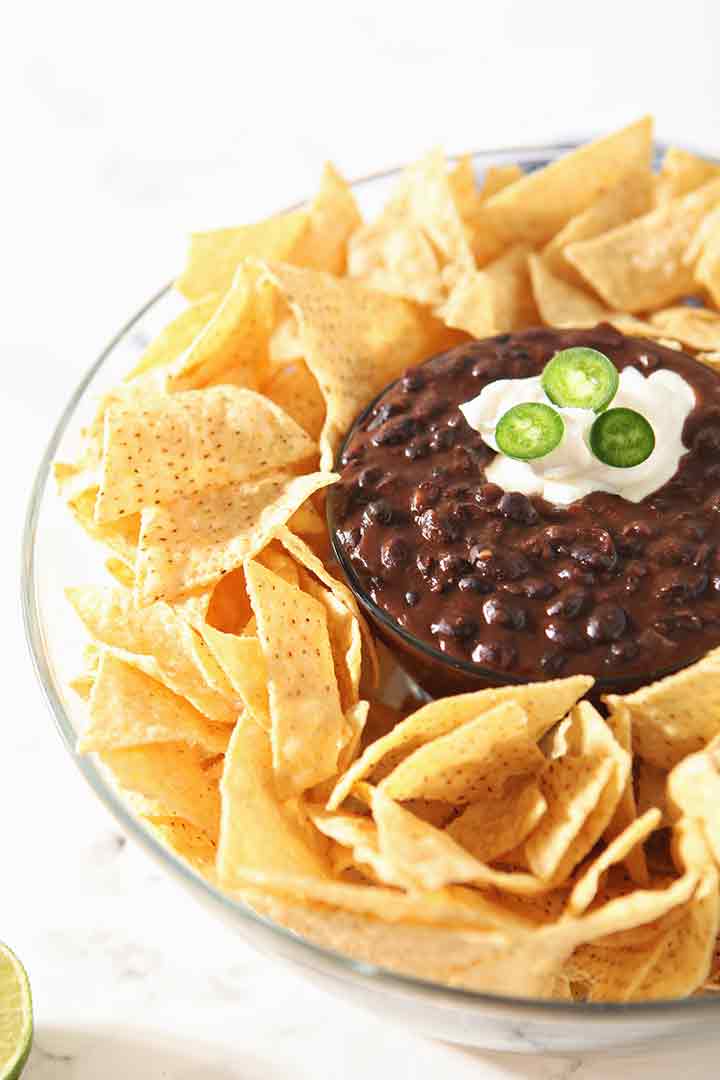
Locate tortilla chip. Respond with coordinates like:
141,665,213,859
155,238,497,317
347,149,474,305
66,585,238,725
694,207,720,307
637,759,669,826
668,738,720,867
200,626,269,729
135,471,337,605
96,385,315,523
528,253,609,326
605,707,649,884
176,208,309,301
649,305,720,351
440,244,537,337
101,742,222,839
656,147,720,204
245,560,348,796
262,359,326,441
470,117,654,263
66,486,140,567
479,163,523,200
79,653,231,755
380,701,544,805
327,676,592,810
446,778,547,865
604,648,720,769
167,263,274,392
144,815,218,878
448,154,481,222
125,294,219,382
565,177,720,312
217,716,331,888
543,169,654,287
372,788,548,896
292,162,362,274
258,261,441,467
567,809,663,916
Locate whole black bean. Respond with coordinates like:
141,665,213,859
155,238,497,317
520,577,558,600
546,589,589,620
498,492,539,525
430,615,479,640
380,537,410,571
541,651,568,675
404,440,429,461
474,483,502,506
482,597,527,630
545,621,588,652
472,640,518,669
500,552,531,581
357,466,384,490
417,508,460,544
608,639,640,663
655,569,709,603
411,483,440,514
362,499,394,527
586,603,628,643
569,541,617,573
458,574,494,594
371,416,417,447
404,591,420,607
438,553,472,578
429,427,456,452
400,369,424,392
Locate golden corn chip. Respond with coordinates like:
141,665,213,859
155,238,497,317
694,207,720,306
605,707,649,884
526,756,615,885
668,738,720,866
168,263,274,392
101,742,222,840
446,778,547,865
63,485,139,569
479,163,523,200
297,569,361,714
268,314,304,364
649,305,720,351
176,208,309,301
327,675,592,810
200,626,269,730
347,149,474,305
217,716,332,889
636,759,669,825
307,804,394,885
565,177,720,312
542,169,654,287
292,162,362,275
144,815,218,878
258,261,441,468
261,359,326,441
379,701,545,805
135,471,336,605
97,385,315,524
372,789,549,897
656,147,720,205
285,498,325,538
68,644,100,701
439,244,537,337
567,809,662,917
257,543,300,585
246,560,348,797
66,586,238,725
448,154,481,223
125,294,219,382
470,117,653,264
528,253,609,326
604,648,720,769
79,653,230,756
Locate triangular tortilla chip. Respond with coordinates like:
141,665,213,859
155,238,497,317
655,147,720,204
292,162,362,274
528,253,609,326
124,294,219,382
447,778,547,865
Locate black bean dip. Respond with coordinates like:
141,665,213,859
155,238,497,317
329,325,720,683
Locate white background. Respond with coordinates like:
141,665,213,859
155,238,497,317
3,1,720,1076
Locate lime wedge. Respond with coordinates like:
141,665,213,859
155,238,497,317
0,944,32,1080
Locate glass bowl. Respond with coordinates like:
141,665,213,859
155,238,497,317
22,142,720,1055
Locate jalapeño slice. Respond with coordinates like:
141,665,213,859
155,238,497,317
495,402,565,460
589,407,655,468
542,347,619,412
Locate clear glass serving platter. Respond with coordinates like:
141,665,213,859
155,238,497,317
22,142,720,1054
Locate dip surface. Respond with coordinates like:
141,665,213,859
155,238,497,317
330,325,720,682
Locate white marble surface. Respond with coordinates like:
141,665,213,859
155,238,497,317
5,1,720,1075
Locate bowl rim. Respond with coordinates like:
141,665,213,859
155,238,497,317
21,138,720,1019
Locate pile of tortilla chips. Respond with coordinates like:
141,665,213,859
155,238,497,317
57,119,720,1002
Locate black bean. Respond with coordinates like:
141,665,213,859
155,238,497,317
411,483,440,514
371,416,417,447
362,499,394,527
438,553,472,578
569,540,617,573
429,427,456,452
655,569,709,603
498,492,539,525
542,524,578,556
483,597,527,630
546,589,589,620
501,552,531,581
654,611,704,635
340,444,364,466
380,537,410,571
608,639,640,663
545,621,588,652
474,483,502,506
616,520,654,556
472,640,518,669
693,424,720,456
520,577,558,600
357,466,384,490
404,591,420,607
458,574,495,594
404,440,429,461
471,356,504,380
417,508,460,544
648,536,697,566
541,651,568,675
586,603,628,643
401,369,424,392
430,615,479,640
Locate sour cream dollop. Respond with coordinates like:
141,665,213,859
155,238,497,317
460,367,696,505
